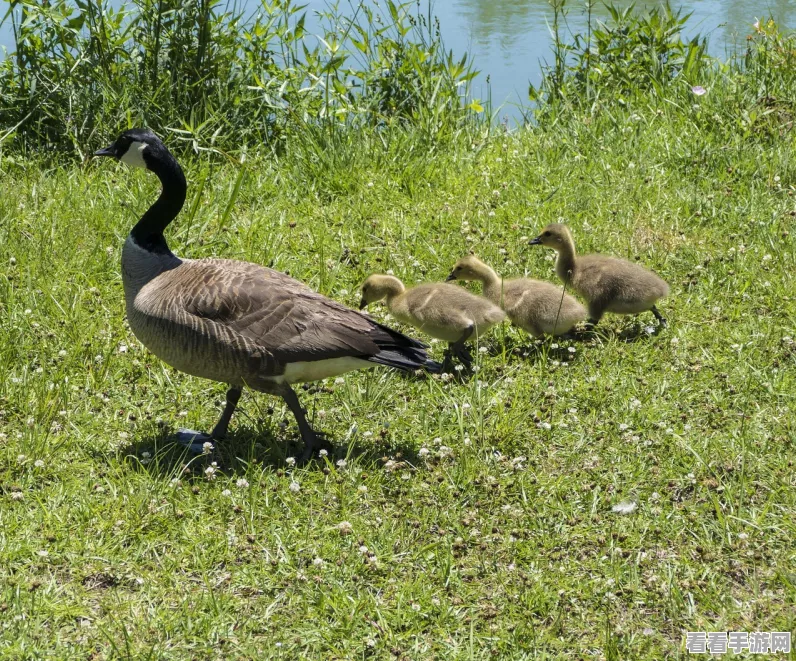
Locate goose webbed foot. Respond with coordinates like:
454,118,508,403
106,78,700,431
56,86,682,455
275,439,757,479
175,429,214,454
280,383,332,465
297,430,331,464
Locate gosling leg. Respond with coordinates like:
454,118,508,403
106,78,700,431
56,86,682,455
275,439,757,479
449,324,475,371
651,305,667,328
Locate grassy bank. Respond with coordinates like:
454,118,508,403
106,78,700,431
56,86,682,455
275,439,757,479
2,5,796,661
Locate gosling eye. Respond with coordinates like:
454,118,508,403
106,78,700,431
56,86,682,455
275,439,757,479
543,231,551,237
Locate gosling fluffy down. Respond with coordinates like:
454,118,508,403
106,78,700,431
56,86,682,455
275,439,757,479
530,223,669,326
359,274,505,366
447,255,586,337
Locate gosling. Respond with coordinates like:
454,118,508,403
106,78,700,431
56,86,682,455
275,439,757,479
446,255,586,337
359,274,505,369
529,223,669,327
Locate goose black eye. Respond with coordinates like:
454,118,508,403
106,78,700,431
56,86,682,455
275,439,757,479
543,231,551,237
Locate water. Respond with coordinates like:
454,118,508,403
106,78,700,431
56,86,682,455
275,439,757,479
2,0,795,116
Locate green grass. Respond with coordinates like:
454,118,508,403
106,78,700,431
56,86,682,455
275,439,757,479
2,95,796,658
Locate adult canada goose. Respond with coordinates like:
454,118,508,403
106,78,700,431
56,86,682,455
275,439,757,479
94,129,438,461
359,274,505,370
446,255,586,337
529,223,669,327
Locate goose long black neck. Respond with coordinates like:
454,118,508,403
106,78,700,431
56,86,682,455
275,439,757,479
131,150,187,255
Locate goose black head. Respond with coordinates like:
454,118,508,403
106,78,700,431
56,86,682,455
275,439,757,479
94,129,166,170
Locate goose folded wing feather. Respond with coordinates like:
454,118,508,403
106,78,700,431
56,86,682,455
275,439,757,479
182,261,401,364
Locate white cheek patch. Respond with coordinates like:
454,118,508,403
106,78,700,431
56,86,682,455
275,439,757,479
120,141,149,168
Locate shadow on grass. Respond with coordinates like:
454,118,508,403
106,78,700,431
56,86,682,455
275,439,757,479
117,419,423,478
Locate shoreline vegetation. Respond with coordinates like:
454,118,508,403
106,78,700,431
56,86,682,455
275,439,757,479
1,1,795,658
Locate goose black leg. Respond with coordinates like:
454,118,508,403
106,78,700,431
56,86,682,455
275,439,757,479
210,386,242,438
651,305,667,328
175,385,242,453
280,384,326,463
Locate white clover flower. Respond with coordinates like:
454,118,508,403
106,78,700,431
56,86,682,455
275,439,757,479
221,489,232,497
478,346,488,353
318,449,328,458
34,459,45,468
539,422,552,431
618,423,630,431
612,501,637,515
337,521,353,535
285,457,296,466
462,403,471,410
362,431,373,438
202,441,214,454
550,343,559,350
334,377,345,385
358,485,368,493
317,410,326,419
418,448,430,458
10,492,24,501
205,464,216,479
336,459,347,468
170,478,181,488
236,478,249,488
118,344,128,354
58,349,67,357
438,446,453,458
313,557,324,566
37,550,49,557
289,481,300,493
358,545,369,555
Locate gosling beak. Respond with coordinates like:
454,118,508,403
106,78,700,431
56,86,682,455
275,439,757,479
529,236,543,246
445,272,457,282
359,298,368,310
93,144,116,158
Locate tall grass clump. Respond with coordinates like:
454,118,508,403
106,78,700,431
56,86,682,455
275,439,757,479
529,0,796,146
0,0,481,159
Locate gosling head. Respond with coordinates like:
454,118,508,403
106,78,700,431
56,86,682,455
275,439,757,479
94,128,166,170
446,254,487,282
529,223,572,250
359,274,404,310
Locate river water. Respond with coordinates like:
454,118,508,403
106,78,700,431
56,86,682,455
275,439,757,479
2,0,795,116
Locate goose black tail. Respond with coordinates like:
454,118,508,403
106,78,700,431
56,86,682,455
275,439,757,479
367,322,442,374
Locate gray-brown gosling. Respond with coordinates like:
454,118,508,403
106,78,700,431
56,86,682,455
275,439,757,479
359,274,505,370
446,255,586,337
529,223,669,327
94,129,439,461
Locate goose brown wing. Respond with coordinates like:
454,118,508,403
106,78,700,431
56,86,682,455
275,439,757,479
184,260,431,371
